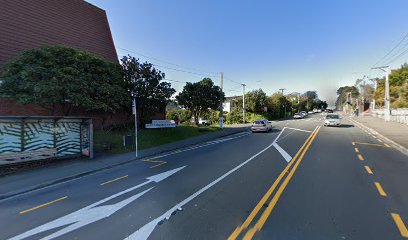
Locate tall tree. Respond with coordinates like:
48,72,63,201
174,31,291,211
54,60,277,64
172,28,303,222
121,56,176,127
0,46,129,115
245,89,267,113
176,78,224,125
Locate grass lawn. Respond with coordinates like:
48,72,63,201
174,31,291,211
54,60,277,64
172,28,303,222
94,125,220,153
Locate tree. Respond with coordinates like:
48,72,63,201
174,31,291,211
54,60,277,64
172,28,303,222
121,56,176,127
0,46,129,115
245,89,267,113
176,78,224,125
303,91,318,110
374,63,408,108
335,86,359,110
267,93,290,118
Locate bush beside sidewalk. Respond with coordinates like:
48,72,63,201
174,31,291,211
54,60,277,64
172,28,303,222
0,125,249,200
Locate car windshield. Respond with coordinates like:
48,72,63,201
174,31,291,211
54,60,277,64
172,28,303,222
253,121,264,124
326,115,339,119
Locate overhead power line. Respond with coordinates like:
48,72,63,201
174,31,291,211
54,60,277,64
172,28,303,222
372,33,408,67
384,46,408,65
117,46,219,76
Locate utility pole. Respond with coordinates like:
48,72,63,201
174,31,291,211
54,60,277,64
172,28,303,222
220,72,224,129
372,66,390,121
279,88,286,118
132,97,138,158
242,84,246,124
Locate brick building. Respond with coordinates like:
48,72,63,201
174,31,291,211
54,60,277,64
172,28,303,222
0,0,164,128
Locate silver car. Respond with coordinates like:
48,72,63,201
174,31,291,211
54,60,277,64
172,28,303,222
251,119,272,133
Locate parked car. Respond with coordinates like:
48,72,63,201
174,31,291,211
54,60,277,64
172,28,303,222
198,119,210,126
300,111,308,117
293,113,303,119
324,113,341,126
308,111,314,114
313,109,318,113
327,109,334,113
317,109,322,113
251,119,272,133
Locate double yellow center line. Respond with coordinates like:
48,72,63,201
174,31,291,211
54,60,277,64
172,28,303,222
229,126,321,240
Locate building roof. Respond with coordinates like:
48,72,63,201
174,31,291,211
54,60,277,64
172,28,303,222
0,0,118,67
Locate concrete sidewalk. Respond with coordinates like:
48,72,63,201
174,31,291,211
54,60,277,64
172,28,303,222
0,125,249,200
351,114,408,150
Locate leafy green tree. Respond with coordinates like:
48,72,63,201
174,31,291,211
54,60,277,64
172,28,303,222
267,93,290,118
374,63,408,108
0,46,129,115
245,89,267,113
121,56,176,127
166,109,192,124
176,78,224,125
335,86,359,109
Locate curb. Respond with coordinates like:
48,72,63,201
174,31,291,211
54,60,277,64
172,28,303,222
349,117,408,157
0,128,249,201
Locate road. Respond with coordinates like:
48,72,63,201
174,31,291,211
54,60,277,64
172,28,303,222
1,113,407,240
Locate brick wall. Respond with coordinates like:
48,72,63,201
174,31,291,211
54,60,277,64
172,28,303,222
0,98,166,129
0,0,118,66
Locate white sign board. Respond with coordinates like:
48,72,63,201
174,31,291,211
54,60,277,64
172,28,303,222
145,120,176,129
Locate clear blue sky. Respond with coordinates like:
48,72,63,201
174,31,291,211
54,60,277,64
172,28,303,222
88,0,408,105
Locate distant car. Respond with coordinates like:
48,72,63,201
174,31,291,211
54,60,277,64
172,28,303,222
308,111,314,114
313,109,318,113
251,119,272,133
327,109,334,113
293,113,303,119
324,113,341,126
198,119,210,126
317,109,322,113
300,111,307,117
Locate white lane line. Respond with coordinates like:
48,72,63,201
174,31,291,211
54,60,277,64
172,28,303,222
149,132,251,160
284,127,312,133
9,167,186,240
123,127,300,240
272,142,292,162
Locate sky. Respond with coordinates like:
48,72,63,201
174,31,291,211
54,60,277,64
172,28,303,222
87,0,408,106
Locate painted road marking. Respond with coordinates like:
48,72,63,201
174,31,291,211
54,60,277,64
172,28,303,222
100,175,128,186
374,182,387,197
364,166,373,174
19,196,67,215
354,148,359,153
391,213,408,238
228,127,318,240
242,127,321,240
364,166,373,175
143,159,167,169
352,141,390,148
10,167,185,240
146,132,251,162
124,127,303,240
357,154,364,161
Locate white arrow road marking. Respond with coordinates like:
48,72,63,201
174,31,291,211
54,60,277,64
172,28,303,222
124,134,285,240
9,166,186,240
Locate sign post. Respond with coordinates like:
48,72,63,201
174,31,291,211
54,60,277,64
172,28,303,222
133,97,138,158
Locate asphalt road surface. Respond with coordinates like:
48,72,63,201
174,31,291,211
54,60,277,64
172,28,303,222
1,113,407,240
